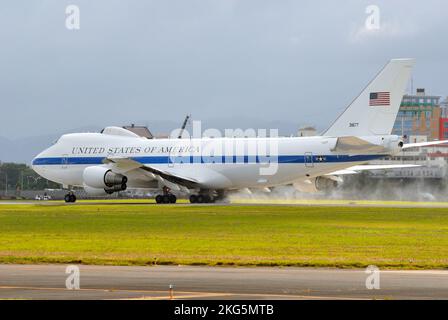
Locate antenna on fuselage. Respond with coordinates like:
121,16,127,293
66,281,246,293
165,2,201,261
178,114,191,139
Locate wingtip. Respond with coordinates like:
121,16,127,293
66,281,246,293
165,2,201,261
390,58,415,61
390,58,416,66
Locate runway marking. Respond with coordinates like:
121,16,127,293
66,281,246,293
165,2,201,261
126,293,368,300
0,285,174,294
381,270,448,275
125,293,235,300
0,285,370,300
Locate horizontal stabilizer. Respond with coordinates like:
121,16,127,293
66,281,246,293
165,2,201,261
402,140,448,149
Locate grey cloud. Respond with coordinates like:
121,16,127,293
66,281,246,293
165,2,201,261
0,0,447,141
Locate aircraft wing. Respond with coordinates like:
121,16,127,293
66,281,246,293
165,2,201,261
139,165,199,190
402,140,448,149
102,157,143,173
327,164,420,176
103,157,199,191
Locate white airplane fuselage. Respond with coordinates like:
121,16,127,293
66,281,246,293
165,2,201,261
32,132,401,190
31,59,418,199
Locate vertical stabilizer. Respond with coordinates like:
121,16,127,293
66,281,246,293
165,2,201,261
323,59,415,136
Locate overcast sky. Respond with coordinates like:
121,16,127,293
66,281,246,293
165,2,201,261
0,0,447,139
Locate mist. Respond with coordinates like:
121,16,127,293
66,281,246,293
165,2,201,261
229,174,448,202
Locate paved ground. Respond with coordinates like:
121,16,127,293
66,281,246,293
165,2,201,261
0,264,447,300
3,199,448,208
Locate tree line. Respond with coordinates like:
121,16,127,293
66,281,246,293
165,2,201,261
0,162,60,192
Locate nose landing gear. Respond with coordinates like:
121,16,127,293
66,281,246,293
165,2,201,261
155,186,177,204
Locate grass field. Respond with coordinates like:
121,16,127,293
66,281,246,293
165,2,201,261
1,202,448,269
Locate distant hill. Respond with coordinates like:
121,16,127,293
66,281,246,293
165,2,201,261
0,126,101,164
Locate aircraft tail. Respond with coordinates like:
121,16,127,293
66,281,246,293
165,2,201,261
323,58,415,136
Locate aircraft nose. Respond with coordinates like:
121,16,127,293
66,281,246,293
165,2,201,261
31,149,48,175
31,156,41,175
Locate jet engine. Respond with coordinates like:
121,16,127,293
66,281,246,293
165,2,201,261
83,184,128,196
83,166,127,193
293,176,341,193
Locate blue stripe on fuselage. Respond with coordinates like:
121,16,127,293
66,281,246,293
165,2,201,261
32,154,386,165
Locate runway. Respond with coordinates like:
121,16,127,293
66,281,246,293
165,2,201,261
3,199,448,208
0,264,447,300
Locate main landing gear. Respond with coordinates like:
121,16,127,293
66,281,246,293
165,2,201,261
189,190,226,204
64,191,76,203
189,194,215,204
153,188,226,204
155,186,177,204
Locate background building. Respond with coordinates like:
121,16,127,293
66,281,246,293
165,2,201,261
392,88,441,142
298,126,317,137
371,88,448,182
439,118,448,140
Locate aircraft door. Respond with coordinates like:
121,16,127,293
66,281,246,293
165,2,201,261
304,152,314,167
62,154,68,169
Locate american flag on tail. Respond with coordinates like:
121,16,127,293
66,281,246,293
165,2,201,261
369,92,390,106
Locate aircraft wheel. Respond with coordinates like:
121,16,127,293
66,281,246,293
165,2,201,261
203,195,212,203
189,195,198,203
65,194,76,203
169,194,177,204
162,195,170,204
155,195,163,204
214,190,227,203
197,195,204,203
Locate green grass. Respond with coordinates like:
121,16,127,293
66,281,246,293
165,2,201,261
0,203,448,269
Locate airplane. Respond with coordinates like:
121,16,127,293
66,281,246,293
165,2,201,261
32,58,448,204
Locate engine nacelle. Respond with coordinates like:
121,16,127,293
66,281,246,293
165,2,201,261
83,183,127,196
383,135,404,154
293,176,340,193
104,184,127,194
83,166,127,189
83,185,109,196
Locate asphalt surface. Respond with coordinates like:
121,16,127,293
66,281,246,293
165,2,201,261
3,199,448,208
0,264,447,300
1,200,447,300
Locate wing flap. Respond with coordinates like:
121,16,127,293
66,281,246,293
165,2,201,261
103,157,199,190
139,165,199,189
327,164,420,176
